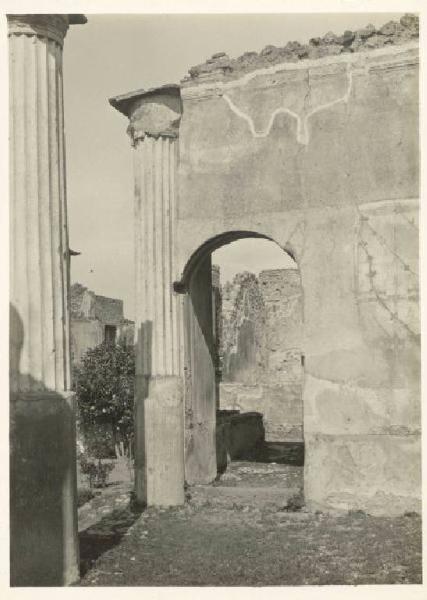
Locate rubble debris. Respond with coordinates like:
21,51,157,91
184,14,419,82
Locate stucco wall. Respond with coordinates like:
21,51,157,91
176,42,420,515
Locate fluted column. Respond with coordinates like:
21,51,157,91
135,135,181,378
110,86,184,506
8,14,86,586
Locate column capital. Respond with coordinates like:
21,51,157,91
109,84,182,145
7,13,86,46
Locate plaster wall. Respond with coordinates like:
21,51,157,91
176,43,420,514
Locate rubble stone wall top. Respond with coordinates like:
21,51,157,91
183,14,418,84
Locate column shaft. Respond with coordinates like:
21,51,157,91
9,32,70,392
135,136,180,376
133,136,184,506
8,15,84,586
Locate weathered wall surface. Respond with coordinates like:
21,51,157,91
70,319,104,364
177,40,420,515
70,283,135,363
94,294,124,324
259,269,302,383
221,272,267,384
71,283,124,323
219,269,303,441
221,383,302,442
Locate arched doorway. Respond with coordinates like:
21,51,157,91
177,232,304,497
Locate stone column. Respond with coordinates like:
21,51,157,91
8,13,86,586
110,86,185,506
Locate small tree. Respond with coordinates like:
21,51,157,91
74,342,135,476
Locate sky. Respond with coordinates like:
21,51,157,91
63,12,403,319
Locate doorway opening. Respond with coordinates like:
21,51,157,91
182,233,304,508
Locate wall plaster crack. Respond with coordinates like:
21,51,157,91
222,64,353,145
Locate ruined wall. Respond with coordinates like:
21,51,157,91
117,320,136,347
259,269,302,383
70,283,135,364
221,272,267,384
219,269,303,441
94,294,124,325
70,319,104,365
185,15,419,82
176,20,420,515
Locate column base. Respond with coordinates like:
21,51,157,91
10,390,79,586
134,376,185,507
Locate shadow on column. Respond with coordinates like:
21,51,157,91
132,320,152,504
10,304,79,586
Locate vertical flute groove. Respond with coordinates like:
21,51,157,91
16,35,31,381
170,140,179,374
146,139,154,374
57,43,70,390
154,138,164,374
26,35,43,384
163,139,171,374
133,146,142,375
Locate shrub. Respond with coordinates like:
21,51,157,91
74,342,135,470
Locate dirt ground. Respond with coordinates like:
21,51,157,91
77,462,422,586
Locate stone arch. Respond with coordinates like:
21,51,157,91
176,230,299,293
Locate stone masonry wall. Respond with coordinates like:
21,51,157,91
94,294,124,324
219,268,303,442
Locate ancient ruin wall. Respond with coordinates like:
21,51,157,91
259,269,302,383
110,13,420,514
184,14,419,83
176,17,420,514
219,269,303,442
70,284,135,363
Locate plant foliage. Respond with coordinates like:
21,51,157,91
74,342,135,458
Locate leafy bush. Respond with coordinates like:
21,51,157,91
74,342,135,465
79,455,115,489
